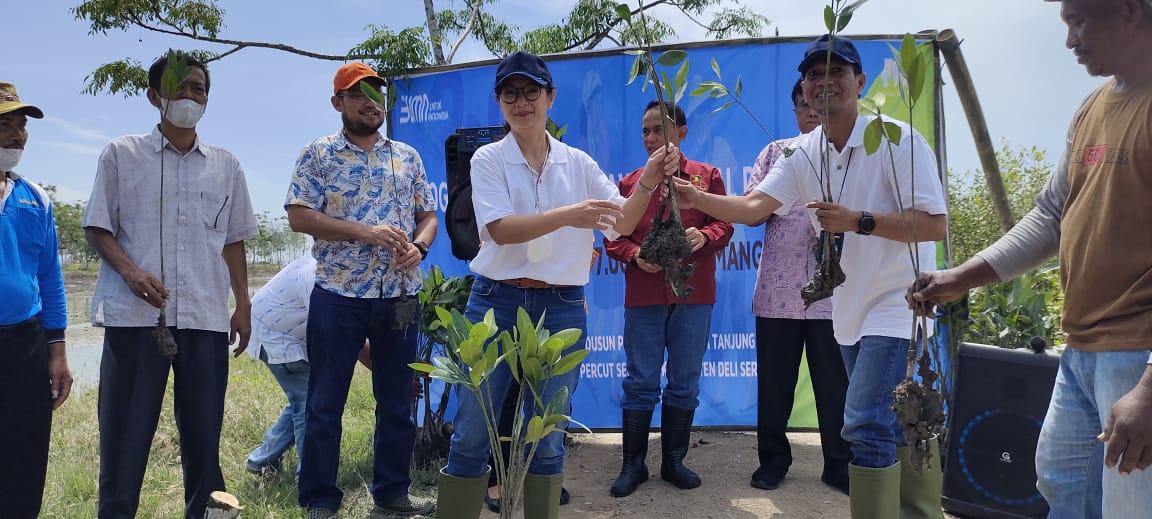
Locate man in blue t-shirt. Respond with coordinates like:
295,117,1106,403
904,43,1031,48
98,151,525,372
0,80,73,518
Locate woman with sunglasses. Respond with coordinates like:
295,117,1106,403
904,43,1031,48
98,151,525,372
435,51,678,519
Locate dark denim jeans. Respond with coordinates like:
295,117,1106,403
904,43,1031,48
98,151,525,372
620,304,712,410
297,287,418,511
445,276,587,478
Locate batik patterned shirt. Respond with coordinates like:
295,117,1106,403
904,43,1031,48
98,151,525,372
745,137,832,320
285,130,436,298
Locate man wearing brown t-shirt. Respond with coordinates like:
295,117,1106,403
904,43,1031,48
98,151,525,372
910,1,1152,517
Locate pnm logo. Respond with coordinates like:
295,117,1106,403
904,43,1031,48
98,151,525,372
1084,145,1107,166
398,94,450,124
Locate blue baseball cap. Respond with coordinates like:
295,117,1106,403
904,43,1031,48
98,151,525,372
494,51,553,89
797,34,863,73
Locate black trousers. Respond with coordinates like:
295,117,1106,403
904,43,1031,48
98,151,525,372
0,318,51,519
755,317,852,475
97,327,228,519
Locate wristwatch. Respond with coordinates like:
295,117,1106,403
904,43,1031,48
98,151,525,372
411,240,429,259
856,211,876,236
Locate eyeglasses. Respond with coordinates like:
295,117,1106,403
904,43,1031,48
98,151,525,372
497,85,546,104
337,89,382,103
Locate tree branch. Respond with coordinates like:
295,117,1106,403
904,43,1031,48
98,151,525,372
424,0,447,65
446,1,482,63
130,16,375,61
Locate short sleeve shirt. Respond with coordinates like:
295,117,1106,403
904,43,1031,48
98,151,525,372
83,126,259,332
285,131,437,298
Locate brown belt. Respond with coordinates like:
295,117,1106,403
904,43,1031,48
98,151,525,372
499,278,573,289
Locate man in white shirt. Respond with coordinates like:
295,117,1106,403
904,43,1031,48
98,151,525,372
673,35,948,518
244,255,316,476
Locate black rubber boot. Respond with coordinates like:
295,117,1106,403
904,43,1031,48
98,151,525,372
659,405,701,489
610,409,654,497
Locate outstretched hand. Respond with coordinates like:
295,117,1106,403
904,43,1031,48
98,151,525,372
907,270,969,318
568,200,624,231
671,177,701,209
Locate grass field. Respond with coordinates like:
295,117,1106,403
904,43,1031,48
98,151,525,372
41,357,440,518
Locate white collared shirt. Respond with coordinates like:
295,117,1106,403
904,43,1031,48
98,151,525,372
468,132,625,286
84,126,259,332
755,115,947,345
247,255,315,365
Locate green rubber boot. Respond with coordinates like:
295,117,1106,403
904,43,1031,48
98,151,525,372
435,467,490,519
523,472,564,519
848,462,901,519
896,444,945,519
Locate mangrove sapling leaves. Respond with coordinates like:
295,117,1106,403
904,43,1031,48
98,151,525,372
623,49,645,56
656,49,688,67
516,308,538,357
409,362,435,374
735,77,743,97
545,386,570,416
553,348,590,376
526,415,546,443
823,5,836,32
674,61,690,102
712,101,733,114
549,328,582,349
883,121,903,145
864,117,885,155
614,2,632,22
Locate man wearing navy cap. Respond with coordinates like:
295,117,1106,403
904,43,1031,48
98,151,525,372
0,81,73,519
674,34,948,517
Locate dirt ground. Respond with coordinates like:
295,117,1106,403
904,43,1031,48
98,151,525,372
556,430,849,519
65,323,959,519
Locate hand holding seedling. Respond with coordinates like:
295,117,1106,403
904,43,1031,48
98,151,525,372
641,143,680,189
124,267,170,308
392,241,423,271
363,223,409,255
567,200,623,231
806,200,859,234
669,177,700,209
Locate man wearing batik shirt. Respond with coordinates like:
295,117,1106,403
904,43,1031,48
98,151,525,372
285,63,438,519
744,79,851,495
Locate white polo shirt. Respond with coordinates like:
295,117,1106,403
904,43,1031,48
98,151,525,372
755,115,947,345
468,132,625,286
246,255,316,365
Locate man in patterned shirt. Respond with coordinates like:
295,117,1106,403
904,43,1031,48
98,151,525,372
285,63,438,519
744,80,851,495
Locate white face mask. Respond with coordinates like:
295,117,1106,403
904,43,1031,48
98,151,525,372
160,98,206,128
0,148,22,172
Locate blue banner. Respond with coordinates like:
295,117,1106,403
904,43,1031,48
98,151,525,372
393,37,941,429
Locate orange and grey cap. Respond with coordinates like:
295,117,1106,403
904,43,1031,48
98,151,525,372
0,81,44,119
333,63,387,95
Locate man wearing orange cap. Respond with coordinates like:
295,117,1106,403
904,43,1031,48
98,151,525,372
0,81,73,519
286,62,438,518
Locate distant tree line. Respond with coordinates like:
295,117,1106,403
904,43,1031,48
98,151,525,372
43,186,307,268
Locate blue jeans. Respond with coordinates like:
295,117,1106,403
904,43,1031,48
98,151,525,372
1035,349,1152,519
297,287,419,511
247,358,309,474
620,304,712,410
840,335,908,468
445,276,587,478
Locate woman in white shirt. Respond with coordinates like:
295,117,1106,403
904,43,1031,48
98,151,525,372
435,50,676,519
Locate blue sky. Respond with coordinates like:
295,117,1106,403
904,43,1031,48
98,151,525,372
6,0,1096,215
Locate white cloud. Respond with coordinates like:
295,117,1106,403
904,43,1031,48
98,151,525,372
41,115,114,142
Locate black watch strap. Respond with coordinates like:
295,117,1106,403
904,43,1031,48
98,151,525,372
856,211,875,236
412,240,429,259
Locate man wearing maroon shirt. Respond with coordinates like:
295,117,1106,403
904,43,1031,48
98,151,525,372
604,101,734,497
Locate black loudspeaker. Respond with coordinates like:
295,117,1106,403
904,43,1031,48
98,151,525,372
444,126,505,260
942,342,1060,519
